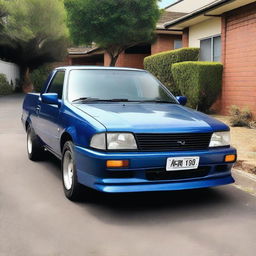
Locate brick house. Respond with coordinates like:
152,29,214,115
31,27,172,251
165,0,256,116
67,11,185,68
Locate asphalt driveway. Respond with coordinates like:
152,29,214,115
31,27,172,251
0,94,256,256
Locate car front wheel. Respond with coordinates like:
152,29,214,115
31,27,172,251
62,141,82,201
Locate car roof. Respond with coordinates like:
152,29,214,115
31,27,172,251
55,66,146,72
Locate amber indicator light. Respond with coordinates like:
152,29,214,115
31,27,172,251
106,160,129,168
225,154,236,162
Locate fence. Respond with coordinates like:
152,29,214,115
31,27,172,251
0,59,20,88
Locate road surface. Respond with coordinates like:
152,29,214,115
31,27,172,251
0,94,256,256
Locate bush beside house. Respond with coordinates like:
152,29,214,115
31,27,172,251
30,65,53,93
172,61,223,112
0,74,13,95
144,48,199,95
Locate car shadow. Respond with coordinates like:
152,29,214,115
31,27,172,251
42,152,238,226
77,186,237,225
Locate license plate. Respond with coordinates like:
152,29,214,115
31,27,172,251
166,157,200,171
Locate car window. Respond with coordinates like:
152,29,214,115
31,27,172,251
47,71,65,99
68,70,176,103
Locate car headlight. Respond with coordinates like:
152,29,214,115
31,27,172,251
90,133,137,150
209,131,230,147
90,133,106,150
107,133,137,150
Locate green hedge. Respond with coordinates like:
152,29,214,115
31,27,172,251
0,74,13,95
31,65,53,93
172,61,223,112
144,48,199,95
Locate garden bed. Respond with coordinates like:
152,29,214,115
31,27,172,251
213,115,256,175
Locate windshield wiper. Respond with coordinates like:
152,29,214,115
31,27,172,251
72,97,134,103
72,98,175,104
139,100,176,104
72,97,96,103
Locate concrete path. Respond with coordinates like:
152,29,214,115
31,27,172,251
0,94,256,256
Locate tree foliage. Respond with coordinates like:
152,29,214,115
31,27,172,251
0,0,69,90
0,0,8,31
65,0,160,66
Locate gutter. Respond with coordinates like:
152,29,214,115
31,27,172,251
164,0,184,10
68,47,101,56
156,28,183,32
164,0,234,28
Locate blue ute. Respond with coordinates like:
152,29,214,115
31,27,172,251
22,66,236,201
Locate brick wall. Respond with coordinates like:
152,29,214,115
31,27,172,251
103,34,182,68
104,52,149,69
182,28,189,47
69,56,103,66
151,34,181,54
221,2,256,117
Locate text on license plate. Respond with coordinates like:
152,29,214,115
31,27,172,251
166,157,200,171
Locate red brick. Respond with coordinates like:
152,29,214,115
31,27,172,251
182,28,189,47
220,2,256,117
104,52,149,69
104,34,182,68
151,34,181,55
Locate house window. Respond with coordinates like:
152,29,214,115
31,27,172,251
200,35,221,62
174,39,182,49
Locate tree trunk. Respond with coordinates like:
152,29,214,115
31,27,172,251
109,55,119,67
106,48,124,67
20,66,33,93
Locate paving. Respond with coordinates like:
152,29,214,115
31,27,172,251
0,94,256,256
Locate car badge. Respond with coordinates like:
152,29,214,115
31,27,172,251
177,140,186,145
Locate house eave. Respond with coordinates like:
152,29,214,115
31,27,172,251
164,0,256,29
68,48,103,57
155,28,183,35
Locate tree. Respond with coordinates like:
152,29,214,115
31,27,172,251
0,0,69,90
65,0,160,66
0,0,8,31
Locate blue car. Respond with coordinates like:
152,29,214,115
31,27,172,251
22,66,237,201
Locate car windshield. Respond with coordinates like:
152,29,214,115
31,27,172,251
68,69,177,103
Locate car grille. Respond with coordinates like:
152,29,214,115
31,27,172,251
135,133,212,151
146,167,210,181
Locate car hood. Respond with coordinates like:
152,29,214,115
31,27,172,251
75,103,229,133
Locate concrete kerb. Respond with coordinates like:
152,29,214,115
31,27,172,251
232,168,256,196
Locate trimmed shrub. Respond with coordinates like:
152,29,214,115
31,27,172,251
31,65,53,93
0,74,13,95
172,61,223,112
229,105,253,127
144,48,199,95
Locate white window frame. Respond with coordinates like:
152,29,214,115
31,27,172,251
199,34,221,62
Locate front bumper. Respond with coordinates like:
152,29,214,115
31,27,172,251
74,146,236,193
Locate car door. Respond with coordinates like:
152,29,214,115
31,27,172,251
37,70,65,154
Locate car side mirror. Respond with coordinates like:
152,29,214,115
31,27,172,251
176,96,187,106
41,93,60,106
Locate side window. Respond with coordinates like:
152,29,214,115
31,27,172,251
47,71,65,99
200,35,221,62
200,38,211,61
174,39,182,49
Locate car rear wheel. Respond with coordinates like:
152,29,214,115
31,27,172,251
27,125,44,161
62,141,82,201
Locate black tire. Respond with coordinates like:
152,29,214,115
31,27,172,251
27,125,44,161
62,141,82,201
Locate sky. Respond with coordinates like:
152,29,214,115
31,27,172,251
159,0,177,8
